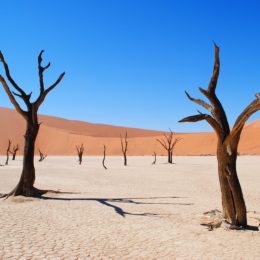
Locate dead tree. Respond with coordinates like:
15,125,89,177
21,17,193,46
38,149,47,162
76,144,84,165
102,145,107,170
0,50,65,197
152,152,157,165
5,139,11,165
120,132,128,166
179,44,260,228
10,144,19,160
156,130,181,163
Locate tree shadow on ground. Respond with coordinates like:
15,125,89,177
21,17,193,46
41,195,193,218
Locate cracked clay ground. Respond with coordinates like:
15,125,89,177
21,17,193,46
0,156,260,259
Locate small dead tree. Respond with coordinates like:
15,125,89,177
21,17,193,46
179,44,260,228
76,144,84,165
0,50,65,197
152,152,157,165
156,130,181,164
38,149,47,162
5,139,11,165
120,132,128,166
102,145,107,170
10,144,19,160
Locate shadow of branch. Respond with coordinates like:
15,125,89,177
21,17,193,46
41,195,193,218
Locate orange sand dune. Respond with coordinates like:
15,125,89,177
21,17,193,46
0,107,259,155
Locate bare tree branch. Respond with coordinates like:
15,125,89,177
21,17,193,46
0,75,27,119
0,51,27,97
170,137,182,150
10,144,19,160
156,138,167,150
229,95,260,140
35,72,65,110
179,44,250,227
179,113,222,135
185,44,229,136
156,130,180,163
38,50,51,93
38,149,47,162
185,91,212,112
208,43,220,94
76,144,84,165
0,50,65,197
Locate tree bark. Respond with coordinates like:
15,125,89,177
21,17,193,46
217,143,247,226
76,144,84,165
5,140,11,165
13,121,39,196
179,44,256,228
102,145,107,170
120,132,128,166
157,131,180,164
12,145,19,160
123,154,127,166
167,151,171,163
0,50,65,198
152,152,157,165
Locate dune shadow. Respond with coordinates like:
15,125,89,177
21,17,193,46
41,195,193,218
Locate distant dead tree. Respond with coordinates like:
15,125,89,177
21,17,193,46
152,152,157,165
120,132,128,166
76,144,84,165
156,130,181,164
38,149,47,162
5,139,11,165
10,144,19,160
179,44,260,228
102,145,107,170
0,50,65,197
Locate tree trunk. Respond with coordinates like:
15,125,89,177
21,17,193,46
217,143,247,227
124,153,127,166
14,122,39,196
168,150,172,164
5,140,11,165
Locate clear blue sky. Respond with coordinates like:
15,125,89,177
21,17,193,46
0,0,259,132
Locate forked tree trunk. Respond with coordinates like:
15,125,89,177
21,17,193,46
38,149,47,162
0,50,65,198
157,130,180,164
217,143,246,226
11,144,19,160
179,44,260,228
76,144,84,165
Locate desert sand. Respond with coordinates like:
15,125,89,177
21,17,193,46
0,107,260,156
0,156,259,259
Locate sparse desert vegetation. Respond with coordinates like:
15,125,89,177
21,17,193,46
0,1,259,259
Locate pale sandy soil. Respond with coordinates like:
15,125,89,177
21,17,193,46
0,156,259,259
